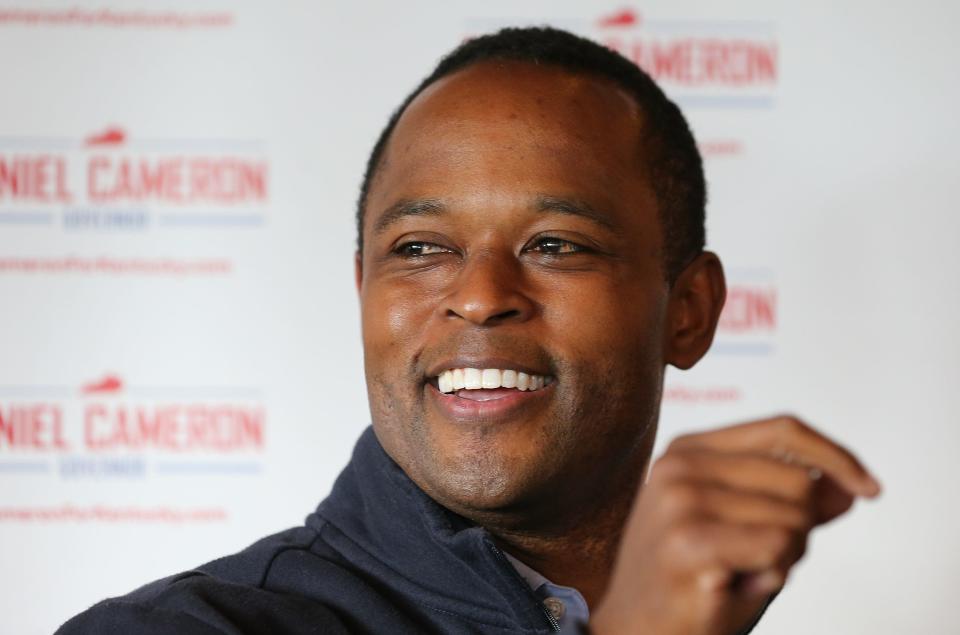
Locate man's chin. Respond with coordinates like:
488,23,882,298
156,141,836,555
411,430,563,520
373,383,568,518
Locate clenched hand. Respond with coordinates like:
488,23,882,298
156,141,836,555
590,415,881,635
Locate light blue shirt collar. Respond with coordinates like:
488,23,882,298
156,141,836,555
503,552,590,633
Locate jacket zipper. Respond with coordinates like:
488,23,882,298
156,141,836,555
489,542,561,632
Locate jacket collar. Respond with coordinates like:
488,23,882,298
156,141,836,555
314,426,554,632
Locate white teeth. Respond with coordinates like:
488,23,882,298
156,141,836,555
516,372,530,391
463,368,482,389
435,367,552,394
438,371,453,393
481,368,500,388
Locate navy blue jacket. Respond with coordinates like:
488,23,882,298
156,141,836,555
58,427,769,634
57,428,564,634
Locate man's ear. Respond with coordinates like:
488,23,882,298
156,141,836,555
664,251,726,370
354,251,363,294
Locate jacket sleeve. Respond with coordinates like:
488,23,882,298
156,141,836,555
55,573,354,635
56,601,229,635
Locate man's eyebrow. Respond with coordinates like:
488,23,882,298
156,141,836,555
372,199,446,236
535,195,617,231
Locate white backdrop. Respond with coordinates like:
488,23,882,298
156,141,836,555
1,1,957,633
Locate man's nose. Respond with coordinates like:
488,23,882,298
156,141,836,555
443,252,535,326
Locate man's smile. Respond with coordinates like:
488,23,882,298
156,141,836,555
420,354,557,421
434,367,555,394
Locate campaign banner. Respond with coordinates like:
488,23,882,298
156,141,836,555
0,2,956,634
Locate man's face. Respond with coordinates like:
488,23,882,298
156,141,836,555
358,62,671,526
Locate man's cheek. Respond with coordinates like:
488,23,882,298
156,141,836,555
377,286,433,341
550,299,653,356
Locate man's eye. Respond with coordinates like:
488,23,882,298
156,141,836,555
528,237,586,255
394,241,450,257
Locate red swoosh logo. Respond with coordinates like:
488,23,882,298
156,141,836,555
82,374,124,394
598,8,640,28
85,127,126,146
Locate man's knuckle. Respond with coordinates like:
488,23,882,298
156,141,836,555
664,520,704,555
776,532,809,569
787,468,816,499
661,482,701,513
788,503,815,530
774,415,806,436
764,527,795,555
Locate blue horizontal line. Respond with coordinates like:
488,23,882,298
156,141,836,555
0,461,51,473
154,461,262,475
0,211,55,224
128,139,265,151
462,18,776,36
0,386,73,397
123,386,263,399
711,342,775,355
0,386,261,398
0,137,264,151
645,19,776,34
0,137,77,149
158,213,264,227
675,95,775,109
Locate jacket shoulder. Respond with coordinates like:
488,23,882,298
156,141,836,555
57,525,352,635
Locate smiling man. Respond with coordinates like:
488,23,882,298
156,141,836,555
59,27,880,635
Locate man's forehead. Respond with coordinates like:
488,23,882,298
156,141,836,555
367,61,649,213
394,60,643,143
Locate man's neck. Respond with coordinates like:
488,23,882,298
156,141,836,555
484,464,644,609
492,510,627,607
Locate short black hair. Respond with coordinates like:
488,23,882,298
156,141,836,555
356,26,706,283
